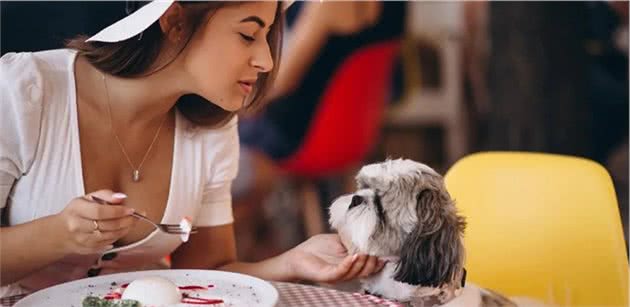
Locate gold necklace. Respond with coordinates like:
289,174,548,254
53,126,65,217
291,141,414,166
101,74,167,182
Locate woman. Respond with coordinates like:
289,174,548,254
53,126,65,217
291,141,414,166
0,1,383,297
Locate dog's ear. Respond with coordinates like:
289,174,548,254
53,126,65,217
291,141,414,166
393,188,466,287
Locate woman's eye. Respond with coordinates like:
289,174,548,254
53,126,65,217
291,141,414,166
239,33,255,43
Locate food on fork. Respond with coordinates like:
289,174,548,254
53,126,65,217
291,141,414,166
179,216,193,242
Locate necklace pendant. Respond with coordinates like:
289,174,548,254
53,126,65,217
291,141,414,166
132,170,141,182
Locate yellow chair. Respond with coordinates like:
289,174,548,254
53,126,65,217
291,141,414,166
444,152,628,306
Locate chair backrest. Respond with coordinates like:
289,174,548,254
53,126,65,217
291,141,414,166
444,152,628,306
280,40,401,178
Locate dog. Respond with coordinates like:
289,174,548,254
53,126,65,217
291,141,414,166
329,159,547,307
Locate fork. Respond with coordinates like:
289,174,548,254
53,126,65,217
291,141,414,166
91,196,198,235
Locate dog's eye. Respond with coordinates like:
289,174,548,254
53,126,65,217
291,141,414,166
349,195,364,209
373,192,386,221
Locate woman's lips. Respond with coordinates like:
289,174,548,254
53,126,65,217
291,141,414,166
238,81,253,95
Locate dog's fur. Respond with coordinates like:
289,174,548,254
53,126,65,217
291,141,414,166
329,159,532,307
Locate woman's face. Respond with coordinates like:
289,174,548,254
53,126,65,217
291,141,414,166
182,2,277,112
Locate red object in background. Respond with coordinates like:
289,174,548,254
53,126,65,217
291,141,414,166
279,40,401,178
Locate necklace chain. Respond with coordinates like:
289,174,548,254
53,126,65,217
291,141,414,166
101,74,167,182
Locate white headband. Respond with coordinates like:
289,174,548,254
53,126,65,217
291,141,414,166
86,0,295,43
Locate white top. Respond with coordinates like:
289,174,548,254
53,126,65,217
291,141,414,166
0,49,239,297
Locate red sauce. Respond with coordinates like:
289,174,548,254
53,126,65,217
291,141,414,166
181,297,224,305
178,285,207,290
103,293,122,300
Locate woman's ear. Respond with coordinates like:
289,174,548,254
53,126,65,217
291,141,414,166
159,2,186,44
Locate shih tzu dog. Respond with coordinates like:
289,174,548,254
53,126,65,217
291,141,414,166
329,159,546,307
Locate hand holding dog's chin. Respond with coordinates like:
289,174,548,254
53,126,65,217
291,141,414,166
283,234,385,284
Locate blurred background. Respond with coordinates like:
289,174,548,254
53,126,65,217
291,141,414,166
2,0,627,270
231,1,629,263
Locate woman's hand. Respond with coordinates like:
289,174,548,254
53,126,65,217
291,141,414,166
53,190,136,255
284,234,385,283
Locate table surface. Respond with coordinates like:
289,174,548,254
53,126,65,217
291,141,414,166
272,282,405,307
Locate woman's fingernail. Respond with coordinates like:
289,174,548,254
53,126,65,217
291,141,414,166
113,193,127,199
104,245,114,250
352,254,358,262
125,208,135,214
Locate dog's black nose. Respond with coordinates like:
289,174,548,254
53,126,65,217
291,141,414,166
349,195,364,209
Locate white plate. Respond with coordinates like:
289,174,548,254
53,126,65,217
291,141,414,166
15,269,278,307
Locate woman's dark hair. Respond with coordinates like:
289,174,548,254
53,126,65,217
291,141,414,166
66,1,283,127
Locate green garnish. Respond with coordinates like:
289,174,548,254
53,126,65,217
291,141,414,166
82,296,140,307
